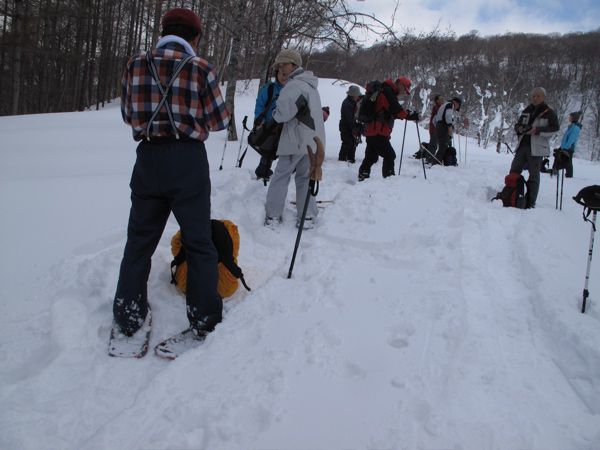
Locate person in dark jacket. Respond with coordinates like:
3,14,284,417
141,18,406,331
338,85,362,163
559,111,582,178
432,97,461,164
358,76,418,180
253,68,287,181
115,8,229,340
510,87,560,208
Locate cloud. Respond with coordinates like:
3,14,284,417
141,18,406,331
351,0,600,39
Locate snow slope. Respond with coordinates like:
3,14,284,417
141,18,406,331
1,78,600,450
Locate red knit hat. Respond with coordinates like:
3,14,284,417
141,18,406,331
161,8,202,34
396,76,411,94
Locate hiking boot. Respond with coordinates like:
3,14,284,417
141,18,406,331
358,171,370,182
191,314,221,334
264,215,282,227
296,217,315,230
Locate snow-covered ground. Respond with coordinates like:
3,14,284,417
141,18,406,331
1,78,599,450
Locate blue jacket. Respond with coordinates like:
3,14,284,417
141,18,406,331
254,80,284,123
560,122,582,152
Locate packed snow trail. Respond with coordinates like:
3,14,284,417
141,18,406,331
1,80,600,450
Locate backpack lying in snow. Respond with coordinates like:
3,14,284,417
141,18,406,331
540,157,551,173
171,220,250,299
491,172,527,208
413,142,429,159
444,146,458,166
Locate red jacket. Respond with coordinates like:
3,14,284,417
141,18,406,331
364,79,407,138
429,103,441,135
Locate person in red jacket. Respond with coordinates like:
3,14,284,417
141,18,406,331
426,94,444,161
358,76,418,181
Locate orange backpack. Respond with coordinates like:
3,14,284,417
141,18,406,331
170,220,250,299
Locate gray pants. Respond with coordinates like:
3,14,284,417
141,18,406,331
265,154,318,220
510,143,542,207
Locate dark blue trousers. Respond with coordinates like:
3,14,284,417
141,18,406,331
113,139,221,334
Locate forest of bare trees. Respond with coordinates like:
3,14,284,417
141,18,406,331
2,1,599,157
313,30,600,159
0,0,393,118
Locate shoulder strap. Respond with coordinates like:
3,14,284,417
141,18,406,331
170,223,251,292
145,51,195,139
211,220,251,291
441,103,453,126
538,108,551,119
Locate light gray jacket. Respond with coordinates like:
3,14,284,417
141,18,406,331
273,68,326,156
530,114,556,157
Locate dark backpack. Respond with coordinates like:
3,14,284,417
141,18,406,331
552,148,571,171
540,157,551,173
492,172,527,208
357,80,382,124
247,83,282,159
444,146,458,166
573,185,600,227
413,142,429,159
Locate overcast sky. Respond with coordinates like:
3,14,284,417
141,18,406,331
351,0,600,40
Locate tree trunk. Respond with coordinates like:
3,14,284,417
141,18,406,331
11,0,23,115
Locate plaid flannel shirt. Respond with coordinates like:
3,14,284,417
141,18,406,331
121,42,230,141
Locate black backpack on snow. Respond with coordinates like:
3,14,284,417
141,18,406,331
444,146,458,166
492,172,527,208
357,80,382,124
413,142,429,159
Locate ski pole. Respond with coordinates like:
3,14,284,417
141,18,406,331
555,168,560,209
288,179,318,279
414,121,427,180
288,137,324,279
218,121,232,171
397,119,408,175
237,145,249,168
235,116,249,167
581,210,597,313
458,125,462,163
464,130,468,165
560,169,565,210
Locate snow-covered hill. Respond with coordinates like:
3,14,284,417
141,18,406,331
1,79,599,450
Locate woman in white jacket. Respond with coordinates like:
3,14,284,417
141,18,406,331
265,49,326,228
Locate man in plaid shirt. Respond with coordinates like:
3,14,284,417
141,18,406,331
113,8,230,346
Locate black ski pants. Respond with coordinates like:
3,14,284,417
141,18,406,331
338,124,357,162
565,151,574,178
255,154,274,180
113,139,222,335
434,122,451,163
359,135,396,178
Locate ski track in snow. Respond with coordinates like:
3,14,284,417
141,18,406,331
1,79,600,450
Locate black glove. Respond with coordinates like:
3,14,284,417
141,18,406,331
406,110,419,121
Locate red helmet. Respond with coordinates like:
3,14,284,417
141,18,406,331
396,76,411,94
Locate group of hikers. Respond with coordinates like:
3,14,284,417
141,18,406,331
111,7,584,352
